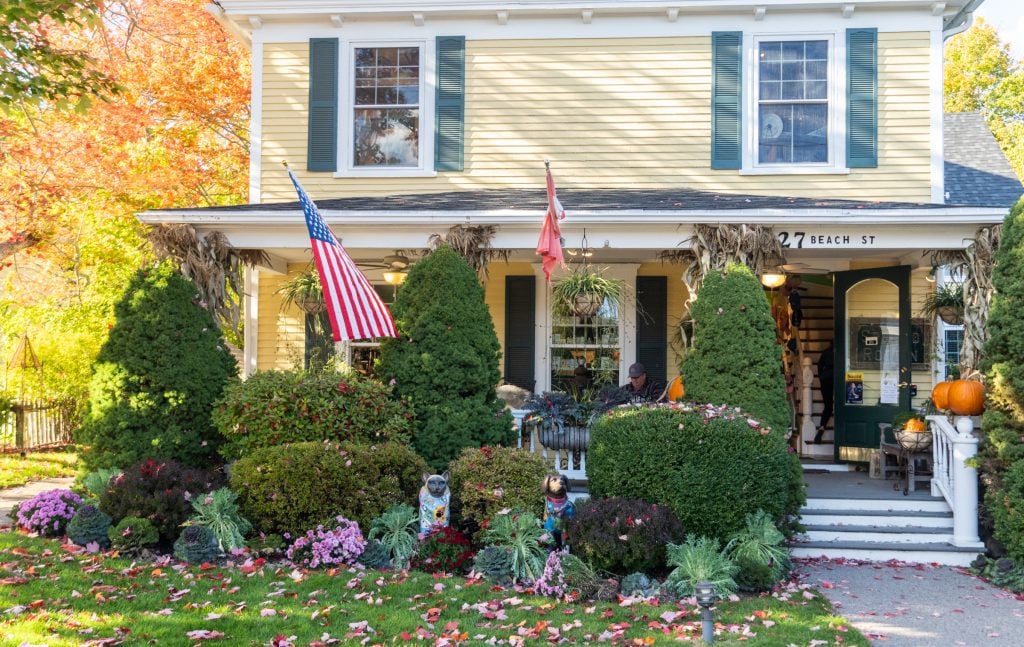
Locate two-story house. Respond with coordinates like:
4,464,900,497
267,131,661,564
142,0,1020,470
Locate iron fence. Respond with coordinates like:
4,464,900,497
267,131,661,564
0,399,78,452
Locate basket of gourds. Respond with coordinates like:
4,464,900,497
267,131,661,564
893,413,931,451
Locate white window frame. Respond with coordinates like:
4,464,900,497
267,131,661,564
741,32,848,175
338,39,436,178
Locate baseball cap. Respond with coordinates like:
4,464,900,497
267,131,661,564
628,363,645,378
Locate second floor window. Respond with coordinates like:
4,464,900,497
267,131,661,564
353,46,420,167
757,39,829,165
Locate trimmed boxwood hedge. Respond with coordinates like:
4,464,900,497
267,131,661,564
229,441,427,537
587,405,792,541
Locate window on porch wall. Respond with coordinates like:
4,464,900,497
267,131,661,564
303,284,396,375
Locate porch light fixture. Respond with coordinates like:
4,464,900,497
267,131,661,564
694,581,717,644
760,272,786,289
383,271,407,285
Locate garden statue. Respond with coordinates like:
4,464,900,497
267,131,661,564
542,473,575,549
419,471,451,534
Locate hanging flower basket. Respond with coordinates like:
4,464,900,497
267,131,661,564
937,306,963,325
551,267,626,317
573,293,604,317
294,295,326,314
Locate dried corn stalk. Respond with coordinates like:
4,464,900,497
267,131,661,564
148,224,268,337
930,224,1001,373
427,224,509,281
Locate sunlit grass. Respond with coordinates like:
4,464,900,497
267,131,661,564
0,450,78,489
0,531,869,645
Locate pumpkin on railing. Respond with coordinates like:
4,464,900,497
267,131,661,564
948,379,985,416
931,380,951,411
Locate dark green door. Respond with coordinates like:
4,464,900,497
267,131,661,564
833,266,911,462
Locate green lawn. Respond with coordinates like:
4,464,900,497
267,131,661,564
0,451,77,489
0,531,867,645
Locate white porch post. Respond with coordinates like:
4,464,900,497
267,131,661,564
951,416,981,547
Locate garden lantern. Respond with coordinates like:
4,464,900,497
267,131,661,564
695,580,717,644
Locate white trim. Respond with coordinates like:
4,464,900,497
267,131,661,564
744,32,847,173
337,39,436,177
249,35,264,203
244,266,258,377
930,29,945,204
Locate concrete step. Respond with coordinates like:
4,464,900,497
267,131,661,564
790,539,980,567
803,510,953,528
802,525,952,544
804,497,952,513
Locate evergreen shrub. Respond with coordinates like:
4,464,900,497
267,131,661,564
213,367,414,460
981,197,1024,561
378,246,514,470
587,405,792,541
447,445,549,542
566,497,684,575
99,458,224,546
77,264,238,471
229,441,426,537
67,504,112,548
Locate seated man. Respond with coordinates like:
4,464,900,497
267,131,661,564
621,362,667,404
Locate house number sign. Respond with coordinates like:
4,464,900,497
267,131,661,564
777,231,879,248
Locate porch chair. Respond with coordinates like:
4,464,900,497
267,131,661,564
878,423,902,480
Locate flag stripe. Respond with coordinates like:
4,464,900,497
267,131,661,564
289,169,397,342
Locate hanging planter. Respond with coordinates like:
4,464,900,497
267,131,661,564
277,267,326,314
552,266,626,318
920,282,964,325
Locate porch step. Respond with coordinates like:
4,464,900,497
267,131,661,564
790,539,979,567
791,496,980,566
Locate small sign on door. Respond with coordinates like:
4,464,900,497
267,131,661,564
845,372,864,405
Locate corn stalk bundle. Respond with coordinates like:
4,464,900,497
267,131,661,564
427,224,509,281
148,224,267,336
930,224,1001,373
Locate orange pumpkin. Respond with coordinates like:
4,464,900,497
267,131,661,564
667,375,685,402
948,379,985,416
931,381,951,411
904,417,928,432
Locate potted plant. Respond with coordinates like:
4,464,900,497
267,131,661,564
551,266,627,317
277,266,325,314
522,385,630,450
920,282,964,325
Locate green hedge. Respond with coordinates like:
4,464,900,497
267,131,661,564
229,441,427,537
587,405,792,541
213,368,414,460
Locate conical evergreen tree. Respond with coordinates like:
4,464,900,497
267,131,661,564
379,246,513,470
981,198,1024,561
78,264,238,471
682,263,790,432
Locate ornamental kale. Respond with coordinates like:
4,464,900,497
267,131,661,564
286,515,366,568
16,489,83,536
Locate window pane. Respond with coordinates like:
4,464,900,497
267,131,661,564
376,48,398,66
354,87,375,104
806,40,828,60
397,85,419,104
806,80,827,100
354,107,420,167
782,41,804,60
782,61,803,82
760,81,781,100
398,47,419,66
806,60,827,82
355,48,375,66
781,81,804,100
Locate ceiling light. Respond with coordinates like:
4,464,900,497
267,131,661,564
760,272,786,289
384,271,407,285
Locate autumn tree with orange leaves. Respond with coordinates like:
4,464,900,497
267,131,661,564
0,0,249,399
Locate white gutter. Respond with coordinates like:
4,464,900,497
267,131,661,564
943,0,985,40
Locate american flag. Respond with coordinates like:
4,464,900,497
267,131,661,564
535,162,566,284
288,169,397,342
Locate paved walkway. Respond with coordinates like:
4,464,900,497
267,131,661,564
799,558,1024,646
0,477,76,525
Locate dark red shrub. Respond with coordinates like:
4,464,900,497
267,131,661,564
99,458,224,546
411,526,475,574
566,497,685,575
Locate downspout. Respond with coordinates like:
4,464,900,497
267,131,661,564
205,2,252,49
943,0,986,40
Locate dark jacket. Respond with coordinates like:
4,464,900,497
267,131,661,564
818,344,835,383
622,377,667,403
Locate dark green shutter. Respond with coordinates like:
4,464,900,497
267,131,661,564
307,38,339,172
504,276,536,391
847,28,878,168
435,36,466,172
636,277,667,385
711,32,743,170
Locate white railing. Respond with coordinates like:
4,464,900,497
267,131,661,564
927,414,983,548
511,409,588,480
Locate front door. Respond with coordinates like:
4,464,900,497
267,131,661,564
833,266,911,462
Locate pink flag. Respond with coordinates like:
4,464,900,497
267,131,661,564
536,163,566,284
288,169,397,342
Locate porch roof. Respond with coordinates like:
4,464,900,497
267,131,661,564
944,112,1024,208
